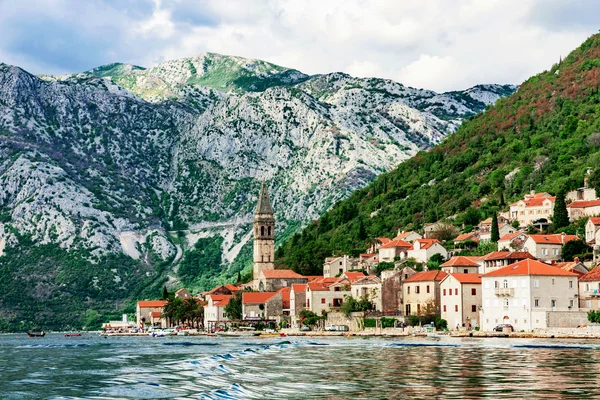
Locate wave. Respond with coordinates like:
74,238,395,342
162,342,219,347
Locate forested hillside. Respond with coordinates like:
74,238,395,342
276,33,600,275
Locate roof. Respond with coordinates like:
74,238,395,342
307,278,342,291
481,251,535,261
588,217,600,226
292,284,307,293
242,292,278,304
553,261,587,276
302,276,322,282
567,200,600,209
255,181,273,215
414,238,441,249
454,233,478,242
224,284,240,292
447,273,482,284
353,276,382,285
499,232,526,241
441,256,480,267
464,256,484,262
341,271,366,282
512,196,555,207
379,238,412,249
527,234,579,245
150,311,162,318
175,288,189,294
580,267,600,282
404,270,447,283
209,294,233,307
260,269,304,279
395,231,420,240
378,237,391,244
138,300,167,308
483,259,579,277
277,287,291,309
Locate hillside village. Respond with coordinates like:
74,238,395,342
122,172,600,336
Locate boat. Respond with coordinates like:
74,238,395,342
176,330,189,336
27,332,46,337
259,333,287,338
65,333,82,337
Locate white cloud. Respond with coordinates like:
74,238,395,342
0,0,597,91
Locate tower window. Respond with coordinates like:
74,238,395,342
261,226,265,236
268,226,271,236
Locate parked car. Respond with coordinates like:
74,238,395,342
300,325,311,331
494,324,514,332
325,324,338,331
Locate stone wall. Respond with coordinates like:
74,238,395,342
326,311,364,331
545,311,589,328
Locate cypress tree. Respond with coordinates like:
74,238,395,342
553,190,569,229
237,271,242,283
491,213,500,242
162,285,169,300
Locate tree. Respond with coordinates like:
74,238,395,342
430,222,459,242
562,239,591,261
236,271,242,284
162,286,169,300
224,292,242,320
588,169,600,193
553,190,569,229
340,294,374,317
491,213,500,242
374,261,395,276
463,207,481,226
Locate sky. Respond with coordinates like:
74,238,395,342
0,0,598,92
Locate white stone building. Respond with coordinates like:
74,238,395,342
509,191,555,227
351,275,382,311
440,273,482,329
523,234,579,261
407,239,448,263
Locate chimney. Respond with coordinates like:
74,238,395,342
574,256,580,264
561,232,566,244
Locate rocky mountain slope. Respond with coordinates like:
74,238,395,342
0,52,514,329
276,33,600,275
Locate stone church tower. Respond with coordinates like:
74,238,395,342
253,182,275,282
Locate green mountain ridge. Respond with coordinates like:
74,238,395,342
277,33,600,275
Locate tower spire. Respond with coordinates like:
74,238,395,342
255,181,273,215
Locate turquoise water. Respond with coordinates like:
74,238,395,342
1,333,599,399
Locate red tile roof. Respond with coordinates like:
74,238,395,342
224,284,240,292
567,200,600,208
292,284,307,293
209,294,233,307
499,232,526,241
589,217,600,226
528,234,579,245
414,238,441,250
404,270,447,283
448,273,482,284
394,231,419,240
481,251,535,261
277,287,291,309
378,237,392,244
341,271,366,282
454,233,478,242
379,238,412,249
483,259,579,277
580,267,600,282
242,292,279,304
302,276,322,282
441,256,480,267
260,269,304,279
138,300,167,308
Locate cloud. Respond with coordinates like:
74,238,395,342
0,0,597,91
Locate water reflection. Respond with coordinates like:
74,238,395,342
1,334,600,399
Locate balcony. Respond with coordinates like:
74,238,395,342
494,288,514,297
583,290,600,298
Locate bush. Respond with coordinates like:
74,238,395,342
588,310,600,323
364,318,376,328
408,315,420,326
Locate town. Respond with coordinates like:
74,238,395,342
106,173,600,337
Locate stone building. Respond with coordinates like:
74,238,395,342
351,275,382,311
402,270,447,316
440,273,482,329
381,267,417,313
523,234,579,261
440,256,480,274
136,300,167,328
253,182,275,288
257,269,307,291
578,267,600,310
242,292,282,321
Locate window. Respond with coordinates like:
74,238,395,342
471,305,477,312
416,286,420,294
494,281,499,289
586,283,590,291
443,305,447,312
443,289,446,296
455,288,458,295
569,281,573,289
307,299,310,307
471,288,476,296
504,299,509,308
521,279,527,288
534,279,539,288
261,226,265,236
569,300,574,308
455,305,459,312
553,249,559,255
417,304,421,313
427,285,430,294
552,279,555,285
407,286,410,294
464,269,469,274
268,226,271,236
449,289,452,296
503,279,508,289
551,299,556,308
321,298,325,304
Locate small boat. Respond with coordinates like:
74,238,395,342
259,333,287,338
27,332,46,338
176,330,189,336
65,333,82,337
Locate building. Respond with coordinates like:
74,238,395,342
440,273,482,329
523,234,579,261
402,270,447,316
553,258,588,276
380,267,417,313
497,232,529,252
509,191,555,227
453,232,480,244
480,259,579,331
323,255,359,278
242,292,282,321
480,251,536,274
351,275,383,311
395,230,422,243
407,239,448,263
378,238,412,262
440,256,480,274
585,217,600,244
174,288,192,300
205,284,240,297
567,199,600,221
306,278,350,315
253,182,275,288
136,300,167,328
257,269,307,291
479,223,516,242
290,283,307,328
203,294,232,331
579,267,600,310
423,222,444,238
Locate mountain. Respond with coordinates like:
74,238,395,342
0,52,514,330
276,33,600,275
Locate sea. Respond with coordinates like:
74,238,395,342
0,333,598,399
